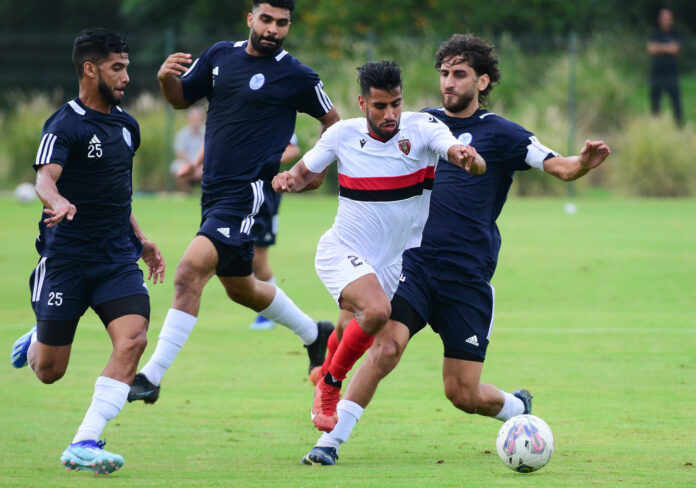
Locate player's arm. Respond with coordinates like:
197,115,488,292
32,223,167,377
318,108,340,136
447,144,486,175
542,140,611,182
130,212,166,284
272,160,321,193
35,163,76,228
158,52,193,109
647,40,680,56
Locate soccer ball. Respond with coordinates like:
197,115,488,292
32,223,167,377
14,182,37,203
496,414,554,473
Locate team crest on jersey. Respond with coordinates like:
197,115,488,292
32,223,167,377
249,73,265,90
122,127,132,148
458,132,472,145
398,137,411,155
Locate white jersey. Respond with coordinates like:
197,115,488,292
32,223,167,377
304,111,459,270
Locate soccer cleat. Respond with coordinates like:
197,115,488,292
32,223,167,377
60,440,124,475
301,446,338,466
10,325,36,368
308,365,324,386
513,388,533,415
311,378,341,432
305,321,334,375
127,373,160,404
249,315,275,330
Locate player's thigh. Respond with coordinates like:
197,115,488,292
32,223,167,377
442,357,484,396
314,230,386,310
430,279,494,362
177,235,221,283
340,273,390,319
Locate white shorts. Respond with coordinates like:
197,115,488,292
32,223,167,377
315,229,402,304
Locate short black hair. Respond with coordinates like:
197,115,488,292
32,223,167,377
252,0,295,13
72,28,129,79
435,34,501,107
356,60,402,96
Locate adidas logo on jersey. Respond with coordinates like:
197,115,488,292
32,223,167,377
217,227,230,238
465,335,479,347
90,135,101,144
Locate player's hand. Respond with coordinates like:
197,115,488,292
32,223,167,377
449,144,486,175
272,171,296,193
578,140,611,170
43,200,76,228
158,53,192,81
141,240,165,284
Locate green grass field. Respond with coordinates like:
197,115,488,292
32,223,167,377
1,194,694,487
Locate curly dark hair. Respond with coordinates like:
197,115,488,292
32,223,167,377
253,0,295,13
434,34,500,108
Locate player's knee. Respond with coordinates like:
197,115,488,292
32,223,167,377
361,302,391,334
34,363,66,384
369,338,402,376
445,385,480,414
115,330,148,361
174,261,205,297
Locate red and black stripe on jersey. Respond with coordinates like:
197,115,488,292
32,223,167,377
338,166,435,202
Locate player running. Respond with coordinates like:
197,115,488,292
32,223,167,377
9,28,165,474
128,0,340,405
302,33,610,465
273,60,485,433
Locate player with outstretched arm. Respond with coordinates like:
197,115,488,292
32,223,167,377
302,34,610,465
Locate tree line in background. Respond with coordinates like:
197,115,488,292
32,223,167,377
2,0,695,42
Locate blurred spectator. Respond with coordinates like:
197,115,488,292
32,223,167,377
170,106,205,192
647,8,683,126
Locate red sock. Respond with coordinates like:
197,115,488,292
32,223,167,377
328,318,374,381
321,329,339,375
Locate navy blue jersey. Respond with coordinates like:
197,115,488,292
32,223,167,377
181,41,332,211
416,108,558,281
33,98,142,262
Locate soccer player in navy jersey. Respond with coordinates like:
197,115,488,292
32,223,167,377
128,0,340,404
302,33,610,466
8,28,166,474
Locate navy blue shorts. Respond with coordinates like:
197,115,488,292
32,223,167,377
197,212,255,277
251,191,281,247
29,257,148,323
391,250,494,362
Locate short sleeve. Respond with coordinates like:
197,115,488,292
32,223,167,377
495,120,559,171
423,115,459,159
294,65,333,119
33,124,71,171
181,45,214,105
302,122,339,173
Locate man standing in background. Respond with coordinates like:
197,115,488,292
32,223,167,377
647,7,683,125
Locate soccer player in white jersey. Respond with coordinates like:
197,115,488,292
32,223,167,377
273,60,485,433
302,34,610,466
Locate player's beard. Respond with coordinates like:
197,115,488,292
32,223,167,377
249,29,284,55
97,75,123,107
367,115,399,141
442,90,475,114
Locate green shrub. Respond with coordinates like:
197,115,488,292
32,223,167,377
612,115,696,197
2,94,53,189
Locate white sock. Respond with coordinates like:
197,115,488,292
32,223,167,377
140,308,197,386
494,391,525,421
315,399,364,450
258,285,317,345
72,376,129,443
